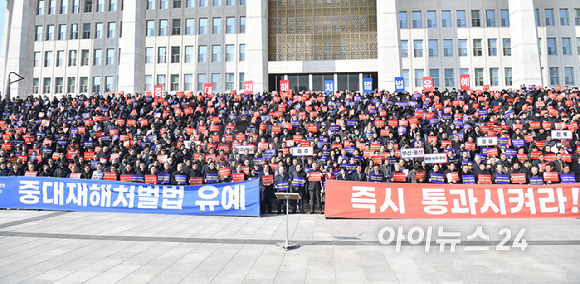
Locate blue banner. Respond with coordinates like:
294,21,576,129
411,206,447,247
325,80,334,95
530,177,544,185
513,139,525,147
206,173,219,184
0,177,260,216
370,173,383,182
363,78,373,93
430,173,444,183
462,175,476,184
276,181,289,191
562,174,576,183
496,174,510,184
395,77,405,92
292,177,305,187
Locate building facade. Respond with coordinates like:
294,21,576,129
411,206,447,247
1,0,579,98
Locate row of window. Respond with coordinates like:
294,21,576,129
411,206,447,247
402,37,580,58
34,49,120,68
33,16,247,42
145,72,244,92
34,43,247,68
37,0,121,15
145,44,245,64
400,8,580,29
401,38,511,58
35,22,120,41
32,72,246,94
33,76,111,94
535,8,580,26
37,0,247,16
400,9,510,29
146,17,246,37
539,38,580,56
146,0,246,10
401,67,575,89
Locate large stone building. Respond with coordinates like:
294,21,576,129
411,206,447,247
0,0,578,98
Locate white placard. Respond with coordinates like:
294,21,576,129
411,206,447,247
291,146,314,156
477,137,498,146
551,130,572,140
423,153,448,164
400,148,425,159
234,145,255,154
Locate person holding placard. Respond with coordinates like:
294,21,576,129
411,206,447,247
274,165,290,214
171,163,190,185
543,163,560,184
350,164,366,182
80,164,92,179
202,161,218,183
291,164,307,213
260,165,275,214
307,163,323,214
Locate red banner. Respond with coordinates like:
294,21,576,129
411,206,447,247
280,80,290,96
244,81,253,95
154,84,163,97
203,83,213,95
325,180,580,219
460,74,470,90
423,77,434,92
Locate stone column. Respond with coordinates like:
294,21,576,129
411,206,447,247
245,0,268,92
509,0,542,87
0,0,36,98
376,0,401,92
118,1,146,94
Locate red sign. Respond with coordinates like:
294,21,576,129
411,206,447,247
280,80,290,96
460,74,470,90
104,172,117,181
309,172,322,182
233,173,245,182
393,173,406,182
544,172,559,182
120,175,132,182
145,175,157,184
478,174,492,184
511,173,526,184
262,175,273,185
219,167,231,178
154,84,163,97
190,177,203,185
422,77,434,92
244,81,253,95
325,180,580,218
203,83,213,95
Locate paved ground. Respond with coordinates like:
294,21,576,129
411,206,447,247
0,210,579,283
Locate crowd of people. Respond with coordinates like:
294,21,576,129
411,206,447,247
1,84,580,213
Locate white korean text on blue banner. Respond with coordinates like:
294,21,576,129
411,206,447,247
0,177,260,217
